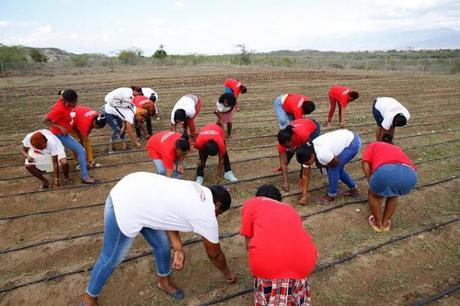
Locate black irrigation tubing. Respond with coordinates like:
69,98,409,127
0,134,458,202
199,216,460,306
411,282,460,306
0,175,458,295
1,111,459,168
1,154,457,258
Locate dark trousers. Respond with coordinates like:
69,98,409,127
135,116,153,138
197,150,232,177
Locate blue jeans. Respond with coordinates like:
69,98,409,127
153,159,183,178
56,134,89,180
101,107,126,143
326,133,361,196
86,196,171,297
273,95,294,129
224,86,233,95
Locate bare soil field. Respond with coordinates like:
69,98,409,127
0,66,459,305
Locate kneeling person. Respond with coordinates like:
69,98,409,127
81,172,236,305
194,123,238,185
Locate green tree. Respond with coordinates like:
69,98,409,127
29,48,48,63
118,49,142,64
0,46,27,64
236,44,251,65
153,44,167,60
71,54,90,67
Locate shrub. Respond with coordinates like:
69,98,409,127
29,49,48,63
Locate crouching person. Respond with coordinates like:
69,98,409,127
194,123,238,185
81,172,236,305
21,129,70,190
240,184,318,306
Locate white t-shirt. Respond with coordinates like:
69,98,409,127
104,87,133,104
22,129,62,156
111,172,220,243
142,87,158,102
312,129,355,165
170,94,198,124
216,101,232,113
375,97,410,130
103,103,136,124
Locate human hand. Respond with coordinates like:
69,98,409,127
172,249,185,271
216,175,222,183
59,126,68,135
224,271,237,284
177,164,184,174
26,155,34,163
282,182,290,192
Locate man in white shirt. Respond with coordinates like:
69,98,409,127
81,172,236,305
21,129,70,190
373,97,410,141
170,94,202,139
102,86,143,152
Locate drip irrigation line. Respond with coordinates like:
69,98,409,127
0,109,458,163
411,282,460,306
0,134,458,202
198,217,460,306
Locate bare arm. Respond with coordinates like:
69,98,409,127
339,105,345,127
202,238,237,283
166,231,185,271
279,152,290,191
362,161,372,181
43,115,67,135
125,122,141,148
21,146,34,162
216,154,224,182
299,166,312,205
52,155,60,187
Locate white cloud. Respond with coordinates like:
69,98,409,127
0,21,9,28
173,0,188,8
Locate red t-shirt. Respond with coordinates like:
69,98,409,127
240,196,318,279
132,95,155,114
224,79,242,97
362,141,416,173
277,119,318,153
146,131,182,169
194,123,226,157
329,85,351,108
73,106,98,137
282,94,311,119
47,97,75,135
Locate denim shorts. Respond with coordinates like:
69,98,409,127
372,99,384,127
369,163,417,197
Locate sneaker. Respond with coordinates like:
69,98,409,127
76,165,81,171
224,171,238,182
195,176,204,185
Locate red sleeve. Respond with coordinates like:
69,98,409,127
47,103,64,123
240,200,255,237
293,104,303,119
362,143,374,163
162,147,176,170
277,143,286,154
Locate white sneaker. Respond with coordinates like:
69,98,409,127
76,165,81,171
224,171,238,182
195,176,204,185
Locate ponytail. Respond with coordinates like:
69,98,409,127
277,125,295,145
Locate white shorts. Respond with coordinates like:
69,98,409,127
25,142,66,173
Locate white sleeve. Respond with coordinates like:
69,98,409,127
22,134,32,148
170,104,177,124
191,217,219,244
48,138,60,156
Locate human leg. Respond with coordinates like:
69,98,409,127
25,164,49,189
85,196,135,299
337,133,361,190
153,160,166,175
327,96,336,125
145,115,153,136
367,189,383,229
273,96,290,129
57,134,91,181
196,150,209,178
382,196,398,230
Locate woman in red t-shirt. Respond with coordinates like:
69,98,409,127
43,89,97,184
274,119,320,201
146,131,190,178
327,85,359,128
194,123,237,185
362,138,417,232
240,184,318,305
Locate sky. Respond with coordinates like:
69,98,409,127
1,0,460,55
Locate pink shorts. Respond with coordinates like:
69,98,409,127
221,108,235,124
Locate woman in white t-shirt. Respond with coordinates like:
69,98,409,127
170,94,203,140
372,97,410,141
295,129,361,204
81,172,236,305
101,86,143,152
21,129,70,190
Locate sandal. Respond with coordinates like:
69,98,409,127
339,189,360,197
38,184,50,191
82,178,100,184
382,220,392,232
317,196,334,205
368,215,382,232
157,284,185,300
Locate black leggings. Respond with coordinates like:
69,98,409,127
197,150,231,177
135,116,153,138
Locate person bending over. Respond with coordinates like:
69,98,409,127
170,94,202,140
327,85,359,128
372,96,410,141
273,93,316,129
